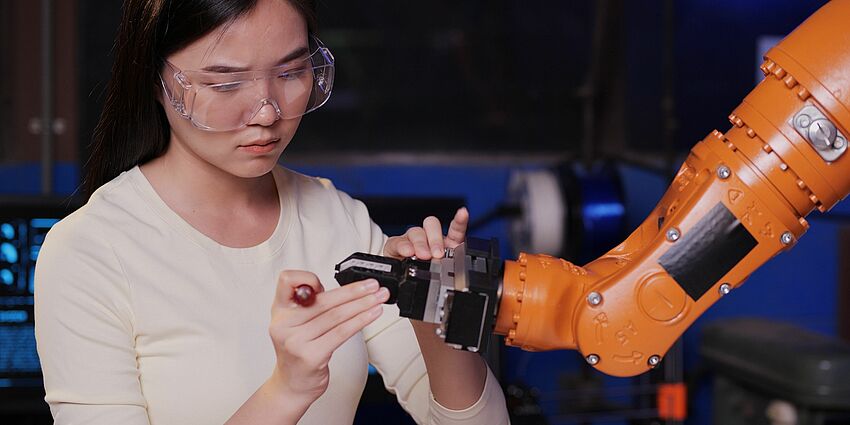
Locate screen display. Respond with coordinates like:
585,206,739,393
0,200,76,388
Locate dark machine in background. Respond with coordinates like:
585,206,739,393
0,198,80,424
701,318,850,425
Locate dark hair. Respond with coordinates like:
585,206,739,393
84,0,317,197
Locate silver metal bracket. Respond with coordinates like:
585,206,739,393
791,104,847,162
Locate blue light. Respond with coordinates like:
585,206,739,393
30,245,41,262
1,243,18,263
0,269,13,285
0,223,14,240
30,218,59,229
583,202,626,219
0,310,27,323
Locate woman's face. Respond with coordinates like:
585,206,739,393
161,0,308,178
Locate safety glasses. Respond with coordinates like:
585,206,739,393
160,35,335,131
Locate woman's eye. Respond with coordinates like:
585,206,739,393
210,81,242,92
278,67,308,80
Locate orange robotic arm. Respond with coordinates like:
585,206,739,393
494,0,850,377
336,0,850,379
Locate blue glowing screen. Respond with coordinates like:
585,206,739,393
1,209,67,388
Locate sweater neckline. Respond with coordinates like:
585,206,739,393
127,165,293,263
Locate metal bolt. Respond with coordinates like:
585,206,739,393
717,165,732,180
666,227,681,242
586,354,600,365
587,292,603,306
719,283,732,296
780,231,794,246
809,119,838,149
435,328,443,336
795,113,812,128
648,355,661,368
835,137,846,150
467,346,479,353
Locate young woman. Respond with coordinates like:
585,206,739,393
34,0,508,424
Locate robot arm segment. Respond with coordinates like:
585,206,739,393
496,0,850,376
335,0,850,378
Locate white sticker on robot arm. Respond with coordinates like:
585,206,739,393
339,258,392,272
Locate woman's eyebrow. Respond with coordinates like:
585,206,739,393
200,46,310,73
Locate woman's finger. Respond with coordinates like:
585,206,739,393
274,276,380,327
445,207,469,248
422,216,445,258
404,227,432,259
384,236,415,258
311,303,386,355
296,287,390,340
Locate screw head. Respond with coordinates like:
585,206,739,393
587,292,603,306
717,165,732,180
719,283,732,296
795,114,812,128
435,328,443,336
666,227,681,242
809,119,838,149
780,231,794,246
586,354,600,365
835,137,846,150
648,355,661,367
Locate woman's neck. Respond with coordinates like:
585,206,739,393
141,139,277,210
138,139,282,248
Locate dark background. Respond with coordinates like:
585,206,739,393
3,1,846,425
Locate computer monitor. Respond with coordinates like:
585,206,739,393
0,198,80,390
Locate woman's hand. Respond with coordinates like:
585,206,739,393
267,270,390,408
382,207,488,410
384,207,469,260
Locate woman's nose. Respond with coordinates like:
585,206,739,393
248,98,282,127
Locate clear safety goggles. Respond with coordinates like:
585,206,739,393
160,35,335,131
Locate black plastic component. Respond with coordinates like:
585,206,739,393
335,253,434,319
659,202,757,301
444,291,487,348
334,237,504,354
334,253,405,303
701,317,850,409
458,237,503,352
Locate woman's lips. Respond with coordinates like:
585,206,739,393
239,139,280,154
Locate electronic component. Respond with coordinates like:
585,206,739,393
335,237,502,353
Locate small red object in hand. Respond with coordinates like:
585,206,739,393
293,284,316,307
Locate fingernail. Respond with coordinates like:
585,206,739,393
432,248,442,258
363,279,379,291
376,287,390,300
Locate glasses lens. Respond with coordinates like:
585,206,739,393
171,36,335,132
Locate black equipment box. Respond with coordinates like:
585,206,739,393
701,317,850,425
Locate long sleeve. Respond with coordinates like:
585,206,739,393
331,183,509,424
363,309,509,425
34,216,150,425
